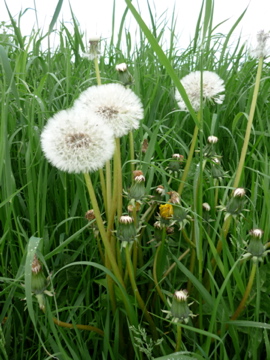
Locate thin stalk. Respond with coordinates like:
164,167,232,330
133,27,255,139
153,227,168,305
94,57,102,86
83,173,124,288
115,138,123,218
129,131,135,179
233,57,264,189
52,316,104,336
125,244,158,340
105,161,112,216
175,323,182,352
178,125,199,196
230,262,257,321
99,168,108,216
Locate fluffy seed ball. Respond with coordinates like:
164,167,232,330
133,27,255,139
41,108,115,173
175,71,225,112
73,83,144,138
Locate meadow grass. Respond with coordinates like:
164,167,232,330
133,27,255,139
1,0,270,359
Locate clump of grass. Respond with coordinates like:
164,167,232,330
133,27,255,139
1,1,270,359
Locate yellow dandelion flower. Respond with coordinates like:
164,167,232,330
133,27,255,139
159,204,173,219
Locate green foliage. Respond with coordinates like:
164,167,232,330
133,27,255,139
1,1,270,359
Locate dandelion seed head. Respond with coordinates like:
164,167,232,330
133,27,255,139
41,108,115,174
175,71,225,112
250,30,270,59
73,83,144,138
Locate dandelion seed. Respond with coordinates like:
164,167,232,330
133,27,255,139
175,71,225,112
41,108,115,174
73,83,144,138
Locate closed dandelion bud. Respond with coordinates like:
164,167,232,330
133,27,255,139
85,209,95,221
167,154,183,173
211,157,224,179
129,173,146,201
117,216,137,246
31,255,47,295
172,205,188,224
204,136,219,157
247,229,265,257
116,62,133,86
168,191,180,204
153,221,164,241
202,202,211,212
226,188,246,216
141,138,148,153
202,202,211,222
170,290,192,324
155,185,166,197
208,136,218,144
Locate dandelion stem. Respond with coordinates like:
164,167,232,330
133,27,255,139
230,262,257,321
52,316,104,336
94,57,102,86
129,131,135,179
233,57,263,189
83,173,125,288
115,138,123,218
125,244,158,340
178,125,199,196
175,323,182,352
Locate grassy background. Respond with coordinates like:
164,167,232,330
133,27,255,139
1,0,270,359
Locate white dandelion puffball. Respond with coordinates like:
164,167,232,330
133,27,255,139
41,109,115,174
73,83,144,138
175,71,225,112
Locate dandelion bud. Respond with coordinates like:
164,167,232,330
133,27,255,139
128,172,146,201
116,63,127,72
117,215,137,247
155,185,165,196
168,191,180,204
85,209,95,221
170,290,192,324
249,228,263,238
246,228,265,258
207,135,218,144
115,62,133,86
233,188,246,197
133,170,144,179
167,154,184,173
31,255,47,295
210,157,224,179
141,138,148,153
225,188,246,217
202,202,211,212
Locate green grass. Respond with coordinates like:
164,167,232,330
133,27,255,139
1,0,270,359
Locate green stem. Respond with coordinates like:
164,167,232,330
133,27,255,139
129,131,135,180
175,323,182,352
233,57,263,188
230,262,257,321
105,161,112,217
83,173,125,288
99,168,107,216
115,138,123,218
125,244,158,340
178,125,199,197
94,57,102,86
